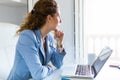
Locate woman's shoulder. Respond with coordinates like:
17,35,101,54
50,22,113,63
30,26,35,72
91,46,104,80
20,30,34,35
19,30,36,40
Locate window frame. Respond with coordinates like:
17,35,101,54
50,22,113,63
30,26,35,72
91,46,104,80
75,0,85,64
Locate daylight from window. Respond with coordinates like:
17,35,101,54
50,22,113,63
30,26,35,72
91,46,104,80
83,0,120,64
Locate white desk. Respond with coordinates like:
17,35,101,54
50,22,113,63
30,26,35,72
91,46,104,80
43,60,120,80
43,69,62,80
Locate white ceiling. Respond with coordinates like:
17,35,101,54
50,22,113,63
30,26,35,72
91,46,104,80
0,0,27,7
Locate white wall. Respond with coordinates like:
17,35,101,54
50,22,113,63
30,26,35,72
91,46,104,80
56,0,75,65
0,5,27,25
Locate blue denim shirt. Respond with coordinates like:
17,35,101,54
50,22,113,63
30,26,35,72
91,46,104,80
7,29,66,80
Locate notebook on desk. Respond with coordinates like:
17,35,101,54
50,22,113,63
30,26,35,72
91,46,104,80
62,46,113,79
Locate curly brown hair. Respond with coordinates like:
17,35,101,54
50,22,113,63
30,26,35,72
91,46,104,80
16,0,57,35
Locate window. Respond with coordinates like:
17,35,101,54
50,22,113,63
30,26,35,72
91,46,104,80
74,0,84,64
83,0,120,64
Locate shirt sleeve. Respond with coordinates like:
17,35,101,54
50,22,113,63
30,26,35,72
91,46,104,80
51,48,66,69
17,30,53,80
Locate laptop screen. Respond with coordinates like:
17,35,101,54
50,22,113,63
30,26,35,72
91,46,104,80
92,47,113,78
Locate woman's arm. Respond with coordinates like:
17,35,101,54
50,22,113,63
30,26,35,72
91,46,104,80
48,33,66,69
50,48,66,69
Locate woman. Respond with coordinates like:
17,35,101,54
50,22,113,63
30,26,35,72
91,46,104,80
7,0,66,80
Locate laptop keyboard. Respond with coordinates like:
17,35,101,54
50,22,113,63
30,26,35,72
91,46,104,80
75,65,91,75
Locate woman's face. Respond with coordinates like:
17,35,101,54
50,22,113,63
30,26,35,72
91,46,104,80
50,9,62,30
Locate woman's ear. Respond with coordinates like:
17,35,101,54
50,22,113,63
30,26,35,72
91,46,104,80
46,15,52,23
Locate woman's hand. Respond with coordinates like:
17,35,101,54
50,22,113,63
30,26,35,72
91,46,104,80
54,29,64,48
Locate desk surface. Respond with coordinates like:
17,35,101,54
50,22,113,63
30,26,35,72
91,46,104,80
95,61,120,80
43,60,120,80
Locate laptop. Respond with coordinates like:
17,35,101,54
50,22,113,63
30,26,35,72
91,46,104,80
62,46,113,79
